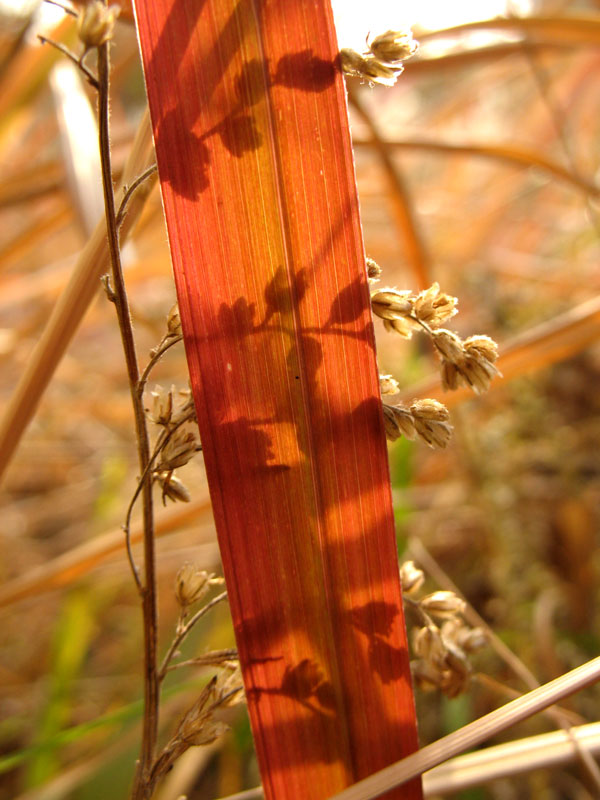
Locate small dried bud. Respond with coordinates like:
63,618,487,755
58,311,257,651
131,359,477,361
339,48,402,86
400,560,425,594
367,29,418,65
411,659,444,692
78,1,119,50
441,359,461,391
455,626,488,653
175,564,211,608
431,329,464,363
371,289,413,321
382,404,417,442
464,335,498,364
461,355,500,393
158,426,200,470
413,624,446,665
420,591,466,619
167,303,182,337
148,385,173,426
410,399,452,448
156,472,191,505
379,374,400,395
366,257,382,282
383,316,417,338
174,564,224,609
413,283,458,327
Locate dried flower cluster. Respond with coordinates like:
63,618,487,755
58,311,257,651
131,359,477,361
340,29,418,87
383,398,452,449
145,383,199,504
400,561,487,698
371,277,500,395
150,667,244,785
368,258,500,449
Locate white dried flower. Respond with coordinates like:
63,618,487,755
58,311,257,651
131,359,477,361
379,374,400,395
156,472,191,505
410,399,453,449
400,560,425,594
174,564,224,609
414,624,446,665
412,283,458,327
158,425,200,470
371,289,414,321
367,29,418,65
420,590,466,618
167,303,182,337
431,329,464,363
366,257,382,282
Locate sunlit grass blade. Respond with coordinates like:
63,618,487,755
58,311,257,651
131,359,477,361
134,1,422,797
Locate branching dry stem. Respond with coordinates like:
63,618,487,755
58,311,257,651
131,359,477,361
37,35,99,88
159,591,229,681
95,41,158,799
116,164,158,229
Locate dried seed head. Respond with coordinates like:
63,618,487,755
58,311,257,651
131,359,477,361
410,399,453,448
461,355,500,394
366,257,382,282
148,385,174,426
400,560,425,594
367,29,418,65
431,329,465,363
78,1,120,50
371,289,413,321
167,303,182,337
413,624,445,665
379,374,400,395
383,316,417,338
174,564,224,609
175,564,211,608
382,404,417,442
158,425,200,470
464,335,498,363
420,590,466,618
455,626,488,653
411,659,444,692
412,283,458,327
156,472,191,505
441,359,461,391
339,48,402,86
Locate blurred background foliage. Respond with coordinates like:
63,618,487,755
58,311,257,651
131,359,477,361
0,0,600,798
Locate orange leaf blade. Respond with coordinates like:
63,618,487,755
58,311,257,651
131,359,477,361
134,2,422,797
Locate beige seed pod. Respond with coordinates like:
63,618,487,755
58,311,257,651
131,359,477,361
421,590,466,618
367,29,418,65
78,1,120,50
400,560,425,594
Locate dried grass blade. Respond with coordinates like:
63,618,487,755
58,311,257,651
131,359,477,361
328,656,600,800
0,111,155,483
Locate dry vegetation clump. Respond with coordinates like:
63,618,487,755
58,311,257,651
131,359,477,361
1,1,600,798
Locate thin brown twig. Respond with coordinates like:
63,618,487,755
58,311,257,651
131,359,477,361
159,591,229,681
37,35,99,88
43,0,78,17
116,163,158,229
96,41,158,798
137,333,183,398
